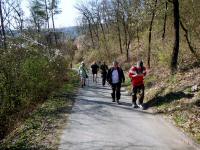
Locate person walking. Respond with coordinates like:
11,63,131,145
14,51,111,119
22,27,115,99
107,61,125,104
91,61,99,83
100,61,108,86
129,60,146,108
78,61,88,87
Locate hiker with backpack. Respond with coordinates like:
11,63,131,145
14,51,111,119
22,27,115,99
78,61,88,87
91,61,99,83
100,61,108,86
129,60,146,108
107,61,125,104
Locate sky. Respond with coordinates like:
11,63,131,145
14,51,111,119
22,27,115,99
22,0,81,28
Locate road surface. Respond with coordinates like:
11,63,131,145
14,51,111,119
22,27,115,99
59,76,199,150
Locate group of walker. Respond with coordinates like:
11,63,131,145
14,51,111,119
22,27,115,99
78,60,146,109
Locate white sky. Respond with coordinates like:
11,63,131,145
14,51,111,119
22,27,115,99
22,0,81,27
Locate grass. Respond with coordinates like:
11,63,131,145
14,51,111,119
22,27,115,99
144,70,200,144
0,70,79,150
144,74,157,88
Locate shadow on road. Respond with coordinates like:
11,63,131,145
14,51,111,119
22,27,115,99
73,98,157,116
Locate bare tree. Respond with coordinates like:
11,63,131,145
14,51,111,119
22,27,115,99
0,0,6,49
147,0,158,68
113,0,123,54
44,0,50,31
171,0,180,73
180,20,200,61
162,1,168,40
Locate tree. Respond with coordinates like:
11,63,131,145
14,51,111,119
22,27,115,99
162,1,168,40
171,0,180,73
30,0,46,33
113,0,123,54
147,0,157,68
0,0,6,49
49,0,61,45
44,0,50,30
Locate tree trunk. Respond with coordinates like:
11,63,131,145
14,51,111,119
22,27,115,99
117,21,123,54
162,1,168,40
83,14,95,48
147,0,157,68
45,0,50,31
88,20,95,48
116,1,123,54
180,20,200,61
100,22,108,50
137,26,140,45
171,0,180,73
97,11,108,52
0,0,6,49
122,15,129,61
51,10,58,46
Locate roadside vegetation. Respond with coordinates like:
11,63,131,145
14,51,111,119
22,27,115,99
0,0,78,148
143,66,200,143
0,70,79,149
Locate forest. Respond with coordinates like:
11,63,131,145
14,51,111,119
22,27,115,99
75,0,199,70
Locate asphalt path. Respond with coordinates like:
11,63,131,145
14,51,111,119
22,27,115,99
59,75,199,150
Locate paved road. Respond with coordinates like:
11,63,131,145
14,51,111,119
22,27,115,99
59,76,199,150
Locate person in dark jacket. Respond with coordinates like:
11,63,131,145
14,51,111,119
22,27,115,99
91,61,99,83
100,61,108,86
107,61,125,104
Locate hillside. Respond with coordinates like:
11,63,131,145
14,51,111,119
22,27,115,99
136,64,200,143
73,0,200,144
57,26,79,38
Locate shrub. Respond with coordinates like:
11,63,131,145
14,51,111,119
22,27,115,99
0,46,68,140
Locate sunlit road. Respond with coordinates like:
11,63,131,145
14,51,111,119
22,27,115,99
59,75,198,150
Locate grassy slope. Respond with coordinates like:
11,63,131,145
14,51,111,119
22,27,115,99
124,65,200,144
0,70,79,150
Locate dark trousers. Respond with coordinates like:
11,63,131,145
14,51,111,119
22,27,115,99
132,85,144,105
101,72,107,86
111,83,121,102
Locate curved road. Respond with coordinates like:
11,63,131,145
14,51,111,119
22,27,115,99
59,76,199,150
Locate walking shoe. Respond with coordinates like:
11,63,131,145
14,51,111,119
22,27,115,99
132,104,138,108
138,104,143,109
116,99,120,105
112,97,115,102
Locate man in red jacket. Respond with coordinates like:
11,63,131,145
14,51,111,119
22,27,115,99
129,60,146,108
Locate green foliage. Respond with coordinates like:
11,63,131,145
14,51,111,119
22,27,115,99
0,46,68,140
145,75,157,88
174,112,188,125
21,56,53,101
157,50,171,67
0,70,79,149
168,75,177,84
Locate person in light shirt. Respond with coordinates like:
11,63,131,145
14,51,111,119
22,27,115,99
107,61,125,104
78,61,88,87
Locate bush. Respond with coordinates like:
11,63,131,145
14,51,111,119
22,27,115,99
21,57,52,101
0,46,68,140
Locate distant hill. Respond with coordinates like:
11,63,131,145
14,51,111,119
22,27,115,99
56,26,79,38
